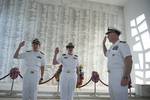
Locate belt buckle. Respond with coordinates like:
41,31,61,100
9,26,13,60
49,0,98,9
66,70,70,73
30,71,34,74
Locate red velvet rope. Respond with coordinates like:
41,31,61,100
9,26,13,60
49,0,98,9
19,74,23,79
77,78,92,88
0,68,22,81
0,74,10,80
39,73,56,85
99,78,108,86
77,71,109,88
0,69,131,89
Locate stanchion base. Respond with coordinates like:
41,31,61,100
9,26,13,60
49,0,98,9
52,93,60,97
89,93,100,97
6,91,17,96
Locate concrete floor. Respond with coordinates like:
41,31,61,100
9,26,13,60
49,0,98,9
0,83,150,100
0,97,150,100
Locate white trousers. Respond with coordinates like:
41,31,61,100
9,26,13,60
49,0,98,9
22,70,39,100
60,72,77,100
108,69,128,100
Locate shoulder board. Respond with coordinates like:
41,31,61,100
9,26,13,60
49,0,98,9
74,55,78,57
26,50,31,52
62,54,66,56
40,51,45,55
120,41,126,43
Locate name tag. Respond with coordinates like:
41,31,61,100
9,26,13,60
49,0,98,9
64,57,68,59
112,46,118,50
73,57,77,59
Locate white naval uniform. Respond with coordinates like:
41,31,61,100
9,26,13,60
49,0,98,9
106,40,131,100
58,54,79,100
18,50,45,100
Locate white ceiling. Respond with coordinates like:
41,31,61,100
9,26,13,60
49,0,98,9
86,0,128,6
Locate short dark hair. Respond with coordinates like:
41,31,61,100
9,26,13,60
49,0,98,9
32,38,40,45
66,42,74,48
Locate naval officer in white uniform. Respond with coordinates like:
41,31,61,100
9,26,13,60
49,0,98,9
14,38,45,100
102,28,133,100
53,43,79,100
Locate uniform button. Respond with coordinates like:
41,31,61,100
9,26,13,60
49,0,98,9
107,70,111,73
30,71,34,74
66,70,71,73
112,54,115,56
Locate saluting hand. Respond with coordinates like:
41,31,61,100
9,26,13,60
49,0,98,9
55,47,59,55
19,41,25,48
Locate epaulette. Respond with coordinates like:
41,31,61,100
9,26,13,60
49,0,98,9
62,54,66,56
120,41,126,43
26,50,31,52
74,55,78,57
40,51,45,55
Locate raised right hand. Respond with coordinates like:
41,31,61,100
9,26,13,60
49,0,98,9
55,47,59,55
19,41,25,48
